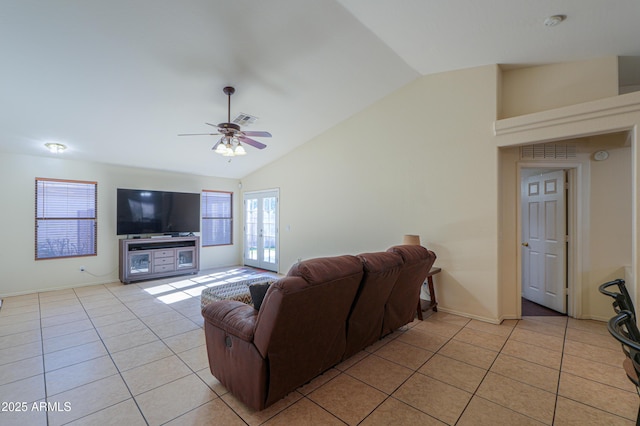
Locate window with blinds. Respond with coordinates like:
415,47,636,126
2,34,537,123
35,178,97,260
201,190,232,246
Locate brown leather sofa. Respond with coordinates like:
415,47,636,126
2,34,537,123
201,244,436,411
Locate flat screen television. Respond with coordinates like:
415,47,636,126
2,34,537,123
117,188,200,235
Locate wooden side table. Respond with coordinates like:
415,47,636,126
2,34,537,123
416,267,442,320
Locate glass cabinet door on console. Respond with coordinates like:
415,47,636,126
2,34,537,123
129,252,151,275
176,248,196,269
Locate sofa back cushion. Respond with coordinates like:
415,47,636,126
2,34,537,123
382,245,437,335
254,255,363,407
344,251,403,358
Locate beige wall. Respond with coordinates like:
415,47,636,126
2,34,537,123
500,57,619,118
244,58,637,323
243,65,503,322
587,135,633,319
0,152,241,296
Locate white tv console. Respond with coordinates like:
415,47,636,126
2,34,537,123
119,236,200,284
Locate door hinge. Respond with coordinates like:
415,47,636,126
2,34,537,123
565,235,569,242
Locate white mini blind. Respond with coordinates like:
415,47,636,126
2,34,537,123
35,178,97,259
201,190,232,246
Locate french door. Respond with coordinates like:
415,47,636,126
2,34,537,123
243,190,279,271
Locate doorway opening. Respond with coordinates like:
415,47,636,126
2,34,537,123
520,168,570,315
517,161,584,318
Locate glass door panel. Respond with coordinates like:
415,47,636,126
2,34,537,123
245,198,258,262
176,248,195,269
262,196,277,264
129,252,150,275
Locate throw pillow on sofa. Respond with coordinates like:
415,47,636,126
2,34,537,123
249,280,274,310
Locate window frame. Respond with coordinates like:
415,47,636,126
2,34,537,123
35,177,98,260
201,190,233,247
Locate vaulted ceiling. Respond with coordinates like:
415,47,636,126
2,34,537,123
2,0,639,178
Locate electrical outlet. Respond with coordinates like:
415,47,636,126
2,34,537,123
80,266,85,272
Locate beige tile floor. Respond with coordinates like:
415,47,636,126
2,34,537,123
0,267,638,425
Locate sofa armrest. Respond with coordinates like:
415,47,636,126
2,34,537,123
202,300,258,342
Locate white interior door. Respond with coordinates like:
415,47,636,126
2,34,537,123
243,190,279,271
522,170,567,313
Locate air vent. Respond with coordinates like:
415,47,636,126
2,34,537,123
520,143,576,160
233,113,258,127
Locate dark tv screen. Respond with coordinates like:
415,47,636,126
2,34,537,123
117,189,200,235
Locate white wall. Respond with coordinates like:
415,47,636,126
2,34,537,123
0,152,241,296
242,65,503,322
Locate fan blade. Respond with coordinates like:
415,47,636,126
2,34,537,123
205,122,219,128
178,133,221,136
238,136,267,149
242,130,272,137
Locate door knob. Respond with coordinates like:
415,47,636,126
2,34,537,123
521,242,529,247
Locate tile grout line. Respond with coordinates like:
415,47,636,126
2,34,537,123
103,279,239,425
549,317,569,426
59,284,148,426
452,319,512,425
408,316,564,425
145,269,272,425
37,292,50,426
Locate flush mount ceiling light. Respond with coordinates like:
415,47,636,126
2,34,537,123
44,142,67,154
544,14,566,27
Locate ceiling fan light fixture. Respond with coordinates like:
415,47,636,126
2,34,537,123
214,142,227,154
234,144,246,156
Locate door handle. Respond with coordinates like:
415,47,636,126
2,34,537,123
522,242,529,247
